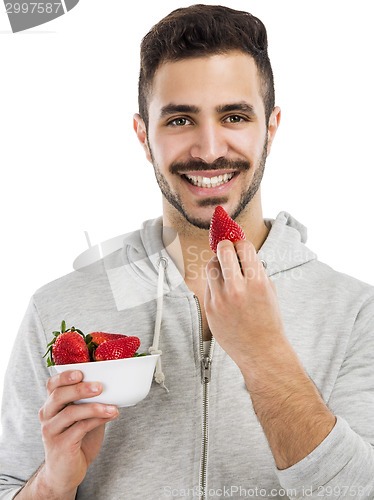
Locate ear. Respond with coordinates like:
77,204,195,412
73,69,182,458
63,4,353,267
133,113,152,163
266,106,281,156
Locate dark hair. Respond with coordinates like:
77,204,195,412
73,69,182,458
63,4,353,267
138,4,275,129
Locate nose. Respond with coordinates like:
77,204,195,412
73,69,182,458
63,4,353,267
189,121,228,163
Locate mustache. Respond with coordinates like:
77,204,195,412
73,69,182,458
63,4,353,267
170,158,251,175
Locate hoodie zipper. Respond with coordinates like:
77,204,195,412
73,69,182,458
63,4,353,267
194,295,215,500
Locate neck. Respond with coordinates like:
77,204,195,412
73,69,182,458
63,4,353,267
162,191,269,283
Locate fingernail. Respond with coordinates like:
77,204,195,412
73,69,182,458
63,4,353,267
106,406,117,414
90,383,100,393
70,371,80,382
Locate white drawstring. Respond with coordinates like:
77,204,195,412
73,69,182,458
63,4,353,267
148,256,169,392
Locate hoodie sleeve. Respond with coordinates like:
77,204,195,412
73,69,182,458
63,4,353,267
276,294,374,499
0,298,50,499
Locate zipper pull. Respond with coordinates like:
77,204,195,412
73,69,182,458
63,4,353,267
201,356,212,383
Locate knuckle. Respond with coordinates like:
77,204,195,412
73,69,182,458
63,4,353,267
49,387,60,405
38,405,45,422
253,279,268,297
227,284,241,300
94,403,107,415
246,263,263,281
227,285,245,305
40,420,51,440
72,382,83,397
75,419,92,434
69,381,86,399
63,404,76,420
46,375,55,393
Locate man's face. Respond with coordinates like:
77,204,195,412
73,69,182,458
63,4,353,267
137,51,276,229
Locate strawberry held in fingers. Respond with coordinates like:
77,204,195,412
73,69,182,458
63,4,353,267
94,337,141,361
209,205,246,253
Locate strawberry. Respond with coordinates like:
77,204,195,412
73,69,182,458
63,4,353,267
209,205,246,253
88,332,127,346
93,336,141,361
43,321,90,366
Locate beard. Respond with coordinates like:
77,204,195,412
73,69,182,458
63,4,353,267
149,135,268,230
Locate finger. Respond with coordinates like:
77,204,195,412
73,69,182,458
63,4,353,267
205,254,224,288
42,402,118,438
234,240,265,281
46,370,84,396
204,275,212,308
61,415,118,445
216,240,242,282
42,381,103,421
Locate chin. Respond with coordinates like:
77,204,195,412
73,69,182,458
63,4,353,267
181,211,212,231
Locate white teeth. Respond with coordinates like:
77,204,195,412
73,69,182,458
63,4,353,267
185,172,235,188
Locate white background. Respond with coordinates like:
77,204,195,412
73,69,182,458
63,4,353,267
0,1,373,433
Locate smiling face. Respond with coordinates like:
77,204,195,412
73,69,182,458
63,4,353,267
134,51,280,230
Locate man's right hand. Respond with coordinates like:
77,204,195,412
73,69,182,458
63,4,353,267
16,370,119,499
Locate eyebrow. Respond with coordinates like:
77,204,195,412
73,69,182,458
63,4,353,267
159,101,257,119
216,102,257,118
160,104,200,118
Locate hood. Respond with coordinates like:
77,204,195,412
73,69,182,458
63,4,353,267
258,211,317,277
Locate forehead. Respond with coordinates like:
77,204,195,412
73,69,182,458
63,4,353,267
148,51,265,118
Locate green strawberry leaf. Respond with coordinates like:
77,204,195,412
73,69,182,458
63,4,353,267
46,356,55,367
61,320,66,333
85,336,98,361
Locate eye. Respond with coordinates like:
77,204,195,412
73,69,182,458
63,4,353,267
224,115,247,124
167,117,192,127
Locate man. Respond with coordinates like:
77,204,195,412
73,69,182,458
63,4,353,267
1,4,374,499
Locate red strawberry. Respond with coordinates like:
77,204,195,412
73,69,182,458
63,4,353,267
209,205,246,253
43,321,91,366
52,331,90,365
44,321,90,366
94,337,141,361
88,332,127,346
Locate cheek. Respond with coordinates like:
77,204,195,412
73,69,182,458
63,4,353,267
150,130,189,167
228,129,265,160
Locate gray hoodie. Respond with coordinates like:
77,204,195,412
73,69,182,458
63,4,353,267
1,211,374,500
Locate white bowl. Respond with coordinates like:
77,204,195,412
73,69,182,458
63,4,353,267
53,354,160,407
